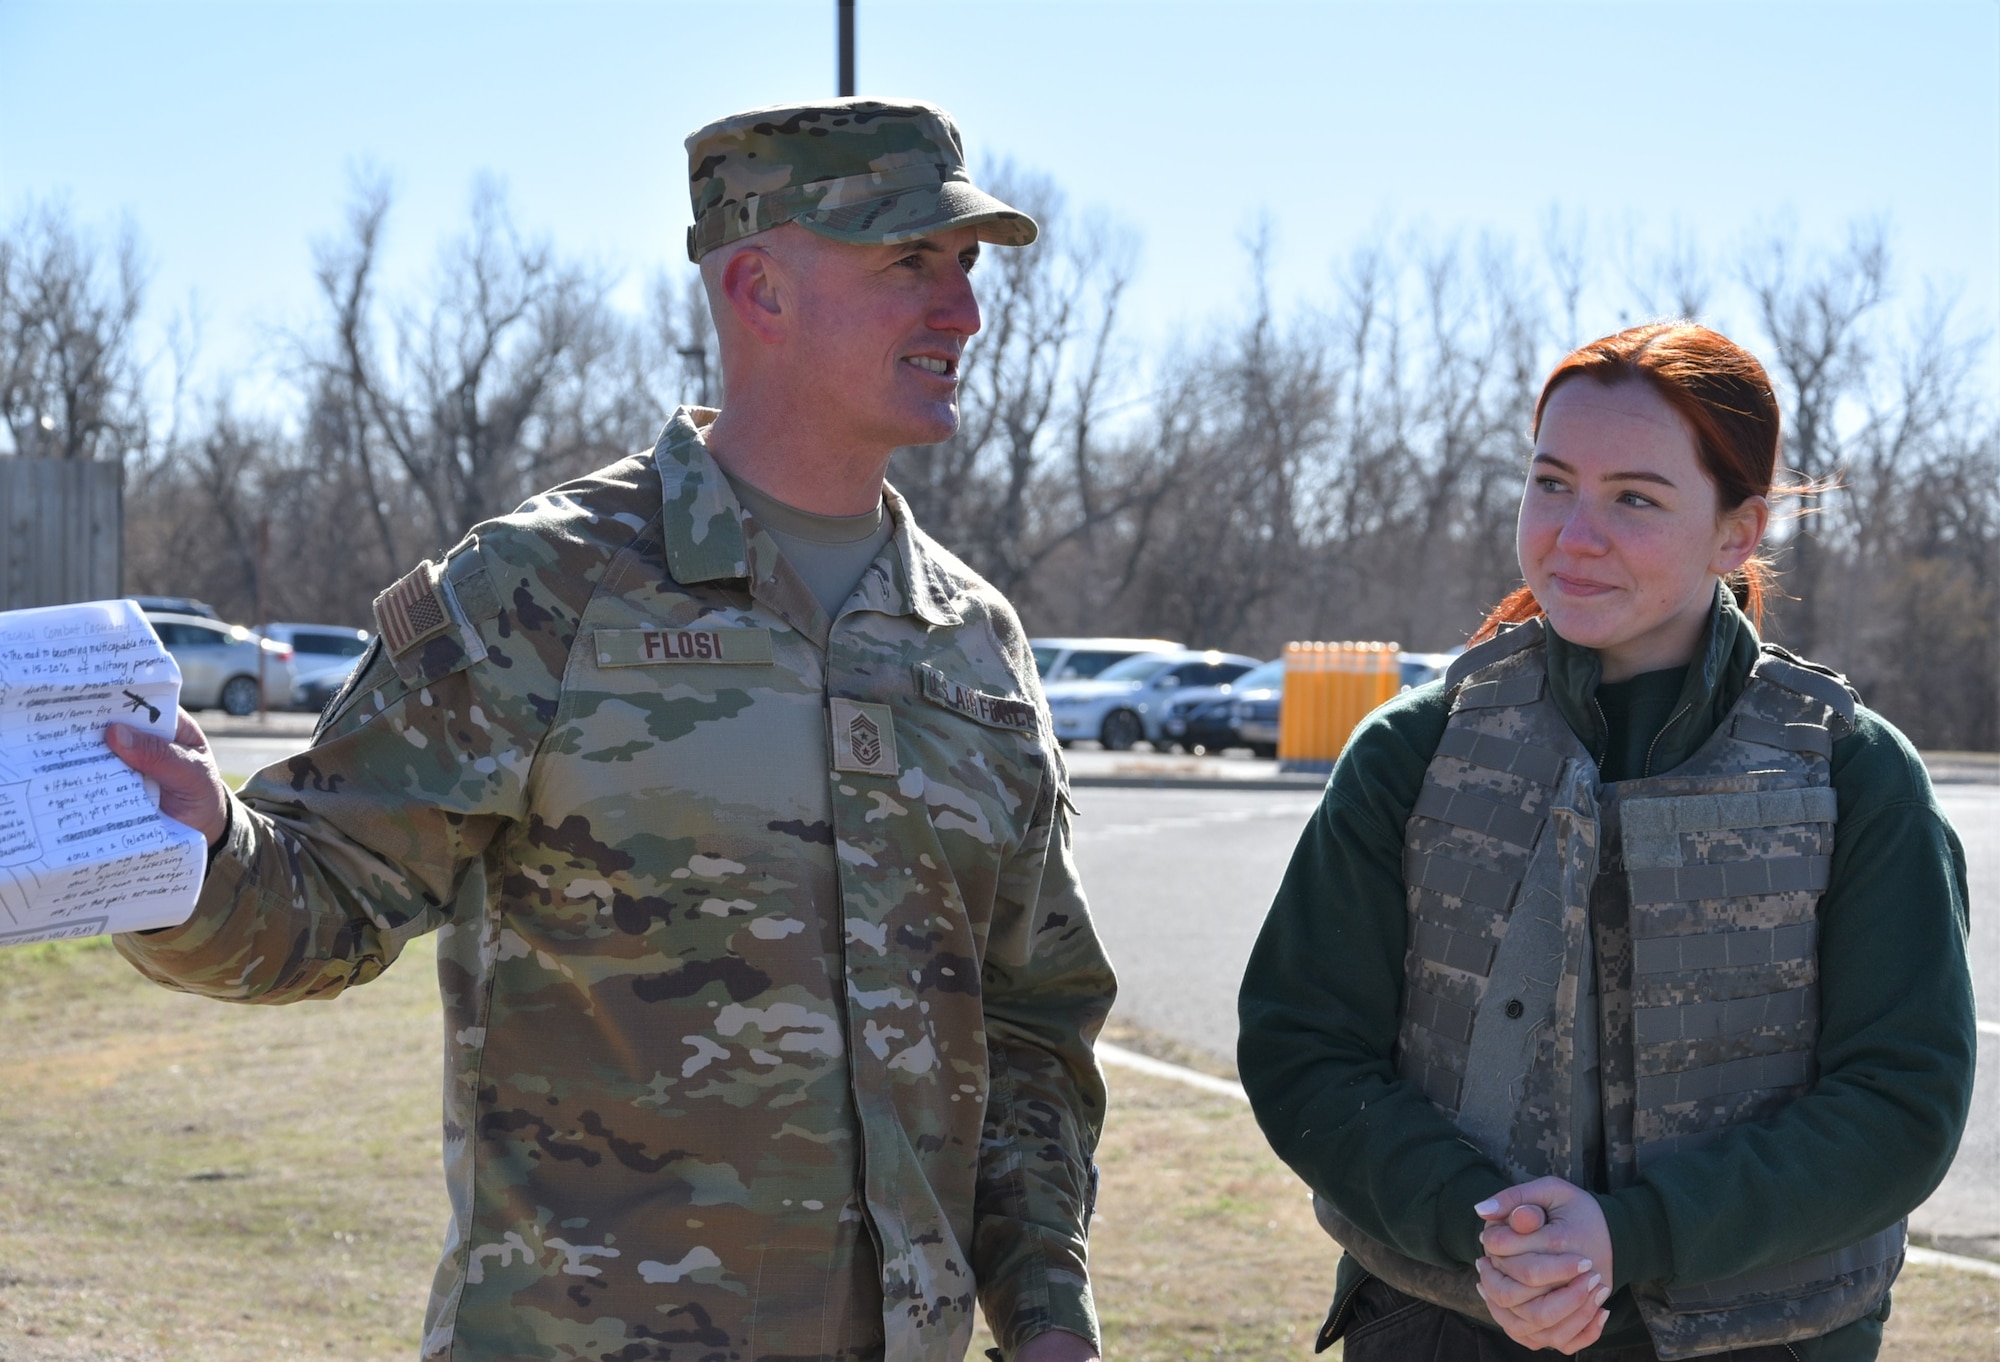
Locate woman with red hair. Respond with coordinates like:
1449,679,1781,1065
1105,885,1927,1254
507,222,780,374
1239,322,1974,1360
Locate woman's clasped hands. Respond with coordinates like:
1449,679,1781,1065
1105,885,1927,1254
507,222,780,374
1474,1177,1615,1355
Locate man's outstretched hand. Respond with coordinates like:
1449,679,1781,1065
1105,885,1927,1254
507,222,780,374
107,708,231,848
1474,1177,1614,1355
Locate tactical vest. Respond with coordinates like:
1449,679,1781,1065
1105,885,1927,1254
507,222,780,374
1315,618,1904,1360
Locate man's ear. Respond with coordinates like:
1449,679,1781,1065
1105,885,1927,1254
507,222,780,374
720,246,788,346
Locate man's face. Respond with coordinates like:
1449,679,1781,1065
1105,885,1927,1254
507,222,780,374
783,224,984,450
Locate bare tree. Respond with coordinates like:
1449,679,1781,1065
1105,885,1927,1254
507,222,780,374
0,200,149,462
1742,222,1888,653
890,164,1144,600
304,177,649,559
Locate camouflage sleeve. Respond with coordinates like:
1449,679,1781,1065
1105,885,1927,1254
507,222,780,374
973,778,1116,1356
114,536,569,1003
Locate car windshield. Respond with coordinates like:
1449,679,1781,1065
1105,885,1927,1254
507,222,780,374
1093,654,1176,684
1234,659,1285,690
1031,646,1059,676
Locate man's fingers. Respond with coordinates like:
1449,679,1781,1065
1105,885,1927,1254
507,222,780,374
105,716,231,847
172,706,210,751
108,721,172,772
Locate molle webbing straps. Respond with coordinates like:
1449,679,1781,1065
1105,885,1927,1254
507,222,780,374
1731,714,1835,757
1634,1048,1812,1109
1412,782,1545,848
1453,672,1546,710
1632,921,1818,975
1434,726,1567,785
1633,984,1818,1047
1407,855,1519,916
1629,856,1831,904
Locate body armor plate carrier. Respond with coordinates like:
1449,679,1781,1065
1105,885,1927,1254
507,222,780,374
1315,618,1904,1360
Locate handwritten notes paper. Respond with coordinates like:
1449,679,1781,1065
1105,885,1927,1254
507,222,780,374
0,599,206,946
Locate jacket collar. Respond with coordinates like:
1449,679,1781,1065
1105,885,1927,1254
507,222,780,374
1542,583,1762,774
651,406,961,633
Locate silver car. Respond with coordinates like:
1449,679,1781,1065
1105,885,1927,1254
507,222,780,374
143,612,297,715
1044,650,1262,750
259,622,372,708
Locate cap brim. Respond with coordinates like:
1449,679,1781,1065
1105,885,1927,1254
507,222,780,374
795,180,1039,248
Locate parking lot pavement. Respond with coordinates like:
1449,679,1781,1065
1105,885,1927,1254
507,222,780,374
1060,747,1324,790
203,711,319,780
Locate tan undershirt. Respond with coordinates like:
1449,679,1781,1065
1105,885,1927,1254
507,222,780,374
723,470,894,622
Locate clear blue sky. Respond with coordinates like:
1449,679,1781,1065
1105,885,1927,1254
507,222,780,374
3,0,1995,403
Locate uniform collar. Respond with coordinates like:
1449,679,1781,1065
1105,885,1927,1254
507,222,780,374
651,406,961,631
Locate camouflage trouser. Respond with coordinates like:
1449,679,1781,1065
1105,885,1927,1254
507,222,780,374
1338,1281,1802,1362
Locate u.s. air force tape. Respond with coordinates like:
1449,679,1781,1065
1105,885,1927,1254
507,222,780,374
595,627,775,666
913,663,1037,732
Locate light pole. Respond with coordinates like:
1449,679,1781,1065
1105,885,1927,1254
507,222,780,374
838,0,854,96
677,346,711,408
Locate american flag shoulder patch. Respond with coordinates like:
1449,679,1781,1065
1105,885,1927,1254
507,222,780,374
373,560,453,657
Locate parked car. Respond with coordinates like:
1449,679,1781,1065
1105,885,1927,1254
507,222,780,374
1044,649,1261,750
260,622,372,709
294,667,361,716
1399,649,1462,689
1161,657,1284,755
1029,636,1183,684
143,613,297,715
1230,671,1283,758
1230,649,1466,757
128,594,220,620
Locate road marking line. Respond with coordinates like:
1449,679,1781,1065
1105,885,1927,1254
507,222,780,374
1098,1042,1248,1102
1907,1246,2000,1278
1979,1021,2000,1038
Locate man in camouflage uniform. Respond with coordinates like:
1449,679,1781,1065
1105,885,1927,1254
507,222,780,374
108,99,1115,1362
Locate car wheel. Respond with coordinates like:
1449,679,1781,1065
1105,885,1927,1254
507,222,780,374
220,675,261,716
1100,710,1143,751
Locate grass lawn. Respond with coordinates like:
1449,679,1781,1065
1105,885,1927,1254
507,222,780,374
1,937,1993,1360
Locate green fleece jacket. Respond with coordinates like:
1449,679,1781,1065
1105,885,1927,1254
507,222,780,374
1237,596,1976,1359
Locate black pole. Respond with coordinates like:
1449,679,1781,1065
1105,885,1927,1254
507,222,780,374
838,0,855,96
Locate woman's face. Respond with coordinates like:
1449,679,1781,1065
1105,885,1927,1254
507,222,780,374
1517,379,1768,682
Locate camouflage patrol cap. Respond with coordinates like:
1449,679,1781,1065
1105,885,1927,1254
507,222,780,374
684,97,1038,262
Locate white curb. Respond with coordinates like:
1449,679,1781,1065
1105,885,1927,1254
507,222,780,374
1906,1246,2000,1278
1098,1042,1248,1102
